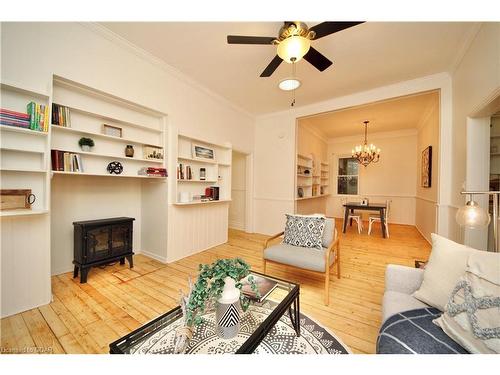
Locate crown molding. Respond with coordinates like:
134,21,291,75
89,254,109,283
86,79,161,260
79,22,254,121
416,95,439,130
297,122,328,144
328,128,418,144
449,22,483,75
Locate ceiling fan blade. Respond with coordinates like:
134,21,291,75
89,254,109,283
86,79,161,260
303,47,333,72
227,35,276,45
310,22,364,39
260,55,283,77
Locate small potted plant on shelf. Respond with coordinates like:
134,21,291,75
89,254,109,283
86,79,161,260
78,137,95,152
174,258,259,353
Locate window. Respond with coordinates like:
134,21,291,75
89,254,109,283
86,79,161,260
337,157,358,195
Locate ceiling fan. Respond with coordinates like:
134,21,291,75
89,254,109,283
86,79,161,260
227,21,364,77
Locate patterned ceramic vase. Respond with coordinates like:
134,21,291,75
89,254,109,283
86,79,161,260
216,277,241,339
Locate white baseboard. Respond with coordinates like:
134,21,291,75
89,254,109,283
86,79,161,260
139,249,167,264
229,219,245,230
415,224,432,245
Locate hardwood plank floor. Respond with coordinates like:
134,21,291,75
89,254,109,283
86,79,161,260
0,221,430,354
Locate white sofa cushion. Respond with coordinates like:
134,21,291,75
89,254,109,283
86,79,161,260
413,233,474,311
433,250,500,353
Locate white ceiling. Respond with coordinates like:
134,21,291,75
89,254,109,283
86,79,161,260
100,22,475,115
300,90,439,138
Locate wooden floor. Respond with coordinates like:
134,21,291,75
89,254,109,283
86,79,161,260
0,221,430,354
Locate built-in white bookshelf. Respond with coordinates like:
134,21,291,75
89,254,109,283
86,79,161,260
50,76,167,179
175,134,232,205
0,82,51,216
296,153,330,200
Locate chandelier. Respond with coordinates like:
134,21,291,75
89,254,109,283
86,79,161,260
352,121,381,166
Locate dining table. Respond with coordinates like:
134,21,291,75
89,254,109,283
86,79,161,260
342,202,388,238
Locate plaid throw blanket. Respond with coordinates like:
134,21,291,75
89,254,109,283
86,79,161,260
376,308,469,354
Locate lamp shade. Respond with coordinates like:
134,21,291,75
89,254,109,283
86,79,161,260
277,36,311,63
455,200,491,228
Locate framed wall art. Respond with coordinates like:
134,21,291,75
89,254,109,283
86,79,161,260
192,143,215,161
421,146,432,188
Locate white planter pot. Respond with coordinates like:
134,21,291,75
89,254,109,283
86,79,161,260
215,277,241,339
81,145,91,152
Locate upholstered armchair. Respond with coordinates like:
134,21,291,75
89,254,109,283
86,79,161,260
262,217,341,305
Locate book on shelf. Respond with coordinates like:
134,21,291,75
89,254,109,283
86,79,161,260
177,163,194,180
240,274,278,303
51,103,71,127
1,104,48,132
138,167,167,177
51,150,83,172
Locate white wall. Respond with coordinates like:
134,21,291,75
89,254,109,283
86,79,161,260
229,151,246,230
1,22,255,315
415,100,440,242
254,73,453,236
326,130,417,225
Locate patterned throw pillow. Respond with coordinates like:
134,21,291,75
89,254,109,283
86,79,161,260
283,214,325,250
433,250,500,353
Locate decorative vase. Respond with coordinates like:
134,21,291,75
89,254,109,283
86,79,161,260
125,145,134,157
81,145,91,152
215,277,241,339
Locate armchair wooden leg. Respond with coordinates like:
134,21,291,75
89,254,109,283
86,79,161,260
263,259,267,274
324,268,330,305
336,241,341,279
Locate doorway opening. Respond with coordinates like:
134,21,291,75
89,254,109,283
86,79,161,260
229,150,248,232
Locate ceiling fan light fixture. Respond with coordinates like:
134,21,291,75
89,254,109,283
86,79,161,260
277,36,311,63
278,78,301,91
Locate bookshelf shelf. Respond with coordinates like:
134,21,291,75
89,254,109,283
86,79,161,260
173,199,231,206
0,146,45,154
297,174,312,178
178,179,217,183
56,149,164,164
0,167,47,173
176,134,231,205
51,170,166,179
0,209,49,217
0,125,48,136
177,156,217,165
51,125,163,148
54,104,162,134
296,194,330,201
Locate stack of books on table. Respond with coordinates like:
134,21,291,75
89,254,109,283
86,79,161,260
0,108,30,129
138,167,167,177
51,150,84,172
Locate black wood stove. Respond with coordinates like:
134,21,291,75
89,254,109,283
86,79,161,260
73,217,134,283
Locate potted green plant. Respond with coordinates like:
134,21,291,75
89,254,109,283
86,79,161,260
78,137,95,152
174,258,259,353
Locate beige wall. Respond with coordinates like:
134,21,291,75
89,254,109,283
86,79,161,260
229,151,246,230
449,23,500,243
326,130,418,225
415,100,440,242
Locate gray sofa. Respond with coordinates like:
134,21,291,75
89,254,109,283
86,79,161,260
377,264,468,354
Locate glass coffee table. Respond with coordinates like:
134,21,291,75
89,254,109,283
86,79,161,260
109,271,300,354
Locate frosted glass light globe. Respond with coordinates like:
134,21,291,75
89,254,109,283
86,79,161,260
455,200,491,228
277,36,311,63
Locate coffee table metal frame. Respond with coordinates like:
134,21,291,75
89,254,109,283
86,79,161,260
109,271,300,354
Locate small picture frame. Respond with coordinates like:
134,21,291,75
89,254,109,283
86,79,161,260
192,143,215,161
103,124,122,138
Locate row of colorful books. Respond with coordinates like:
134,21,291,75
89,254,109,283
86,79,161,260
138,167,167,177
1,102,49,132
52,103,71,127
51,150,84,172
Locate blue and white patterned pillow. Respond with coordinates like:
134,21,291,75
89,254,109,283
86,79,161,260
283,214,326,250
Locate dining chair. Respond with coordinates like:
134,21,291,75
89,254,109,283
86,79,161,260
368,200,391,237
342,198,363,234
